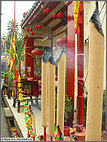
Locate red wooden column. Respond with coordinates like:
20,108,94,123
76,2,84,132
67,3,75,124
25,37,34,77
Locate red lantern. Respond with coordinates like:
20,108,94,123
24,38,26,41
23,42,25,44
25,35,28,38
31,49,43,56
35,25,38,28
43,9,46,14
29,28,32,31
22,45,24,47
26,28,29,31
53,13,58,19
46,8,51,13
38,25,42,29
56,36,67,47
31,32,35,35
58,12,64,18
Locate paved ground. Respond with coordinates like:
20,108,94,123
4,95,50,141
1,105,10,137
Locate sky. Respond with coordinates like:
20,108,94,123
1,1,35,36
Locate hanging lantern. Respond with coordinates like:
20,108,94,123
53,13,58,19
22,45,24,47
23,42,25,44
35,25,38,28
31,48,43,56
29,28,32,31
46,8,51,13
58,12,64,18
43,9,46,14
38,25,42,29
56,36,67,47
26,28,29,31
25,35,28,38
24,38,26,41
31,32,35,35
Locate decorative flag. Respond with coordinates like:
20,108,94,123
17,74,23,101
13,34,16,65
4,38,7,58
73,1,80,35
8,35,13,71
73,1,80,28
73,1,84,35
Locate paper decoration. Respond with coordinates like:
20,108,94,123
24,101,35,138
54,125,63,141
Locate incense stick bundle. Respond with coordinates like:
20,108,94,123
41,60,48,127
57,52,66,136
48,61,55,137
86,2,104,141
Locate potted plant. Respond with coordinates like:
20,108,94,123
64,94,72,136
55,94,72,136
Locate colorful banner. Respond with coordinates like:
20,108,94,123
8,35,13,71
13,34,16,64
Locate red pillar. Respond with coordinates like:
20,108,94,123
67,3,75,124
25,37,34,77
76,2,84,132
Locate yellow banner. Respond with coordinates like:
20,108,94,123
73,1,80,29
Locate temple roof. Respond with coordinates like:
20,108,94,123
20,1,38,26
20,1,72,30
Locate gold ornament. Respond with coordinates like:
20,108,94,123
73,1,80,28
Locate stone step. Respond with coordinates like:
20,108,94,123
3,107,13,118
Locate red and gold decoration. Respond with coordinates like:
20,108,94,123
23,41,25,44
17,74,23,101
22,45,24,47
73,1,83,35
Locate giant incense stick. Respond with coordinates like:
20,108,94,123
48,54,55,140
41,59,48,141
57,50,66,136
85,2,104,141
41,52,51,141
41,60,48,127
